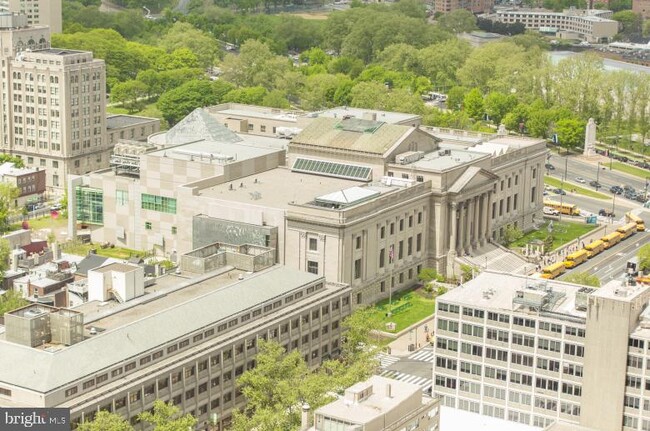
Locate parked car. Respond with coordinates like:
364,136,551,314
610,185,624,195
589,180,601,189
553,188,566,195
50,204,62,211
625,191,638,200
624,185,635,193
636,193,648,203
575,177,586,184
543,206,560,216
545,163,555,171
599,209,615,217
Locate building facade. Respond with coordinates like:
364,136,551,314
633,0,650,18
491,8,618,43
69,106,545,299
433,271,650,431
0,161,45,207
434,0,494,14
0,0,62,33
0,266,352,430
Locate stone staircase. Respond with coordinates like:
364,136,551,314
459,242,535,275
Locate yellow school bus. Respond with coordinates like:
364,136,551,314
564,249,588,269
584,240,605,258
541,262,567,279
616,222,637,240
543,200,580,216
601,231,623,249
626,212,646,232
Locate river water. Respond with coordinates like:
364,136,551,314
548,50,650,74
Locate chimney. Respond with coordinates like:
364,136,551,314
300,403,310,431
385,383,392,398
52,242,60,260
10,251,18,272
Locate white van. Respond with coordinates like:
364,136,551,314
543,206,560,216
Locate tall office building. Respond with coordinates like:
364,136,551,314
1,48,107,193
0,0,62,33
433,270,650,431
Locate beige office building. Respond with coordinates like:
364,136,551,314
0,265,352,430
492,8,618,43
1,48,107,193
307,375,440,431
433,271,650,431
1,0,62,33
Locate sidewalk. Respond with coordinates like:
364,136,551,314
386,316,435,357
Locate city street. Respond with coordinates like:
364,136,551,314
545,190,637,218
559,231,649,283
547,155,649,194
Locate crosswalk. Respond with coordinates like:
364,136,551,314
380,369,432,393
408,346,434,363
376,352,400,369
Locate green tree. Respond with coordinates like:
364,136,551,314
460,264,480,282
418,39,472,89
564,272,601,287
418,268,445,284
220,39,290,89
157,80,232,125
159,22,221,68
0,287,26,317
555,118,585,153
0,183,19,234
77,411,133,431
463,88,484,120
110,80,147,113
639,243,650,272
484,91,517,124
612,10,642,37
437,9,478,34
501,225,523,246
137,400,197,431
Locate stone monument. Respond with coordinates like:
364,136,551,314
583,118,596,157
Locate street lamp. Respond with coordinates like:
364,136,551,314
612,192,617,221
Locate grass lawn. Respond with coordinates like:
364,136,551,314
18,215,69,231
368,287,435,334
544,176,610,200
62,241,147,260
510,221,596,251
610,162,650,180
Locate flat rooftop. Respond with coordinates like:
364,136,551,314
440,271,588,319
198,167,364,209
593,278,650,302
106,115,157,130
146,138,282,163
214,106,301,123
317,107,421,125
34,48,86,56
400,147,488,171
316,376,423,424
0,266,325,392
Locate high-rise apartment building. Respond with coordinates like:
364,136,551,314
0,0,62,33
433,270,650,431
1,48,107,193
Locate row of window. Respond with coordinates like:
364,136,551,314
64,286,347,400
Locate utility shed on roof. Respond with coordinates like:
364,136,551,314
315,187,380,208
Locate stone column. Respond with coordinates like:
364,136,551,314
458,202,464,254
464,199,472,252
449,202,458,254
485,192,493,244
447,201,458,275
473,195,480,249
